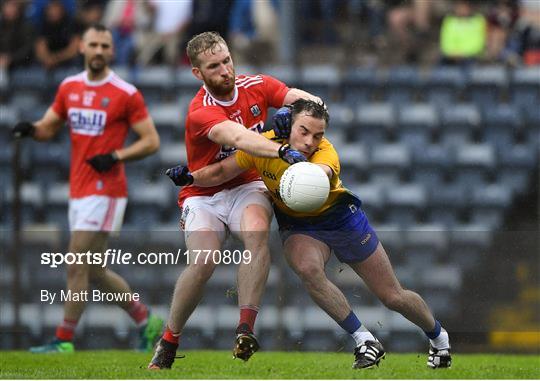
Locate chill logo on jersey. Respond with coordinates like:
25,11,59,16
68,107,107,136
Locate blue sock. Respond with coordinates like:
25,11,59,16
425,319,441,340
338,311,362,334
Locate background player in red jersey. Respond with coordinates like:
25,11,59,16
148,31,320,370
12,24,163,353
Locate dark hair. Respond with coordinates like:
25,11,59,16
290,99,329,126
82,23,109,36
186,31,228,67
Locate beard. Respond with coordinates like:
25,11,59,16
203,71,236,97
87,56,107,75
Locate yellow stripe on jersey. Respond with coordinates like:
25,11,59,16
234,131,349,218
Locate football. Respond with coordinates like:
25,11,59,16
279,162,330,212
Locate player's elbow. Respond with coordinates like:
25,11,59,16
146,132,160,154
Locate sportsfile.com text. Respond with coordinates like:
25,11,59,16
41,249,252,268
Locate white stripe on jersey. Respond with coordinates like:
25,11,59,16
236,75,262,85
110,74,137,96
61,72,85,86
238,79,263,89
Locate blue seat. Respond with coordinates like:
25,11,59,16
498,144,536,195
382,66,422,105
424,66,465,106
176,67,203,95
428,182,469,226
439,103,481,148
454,143,496,187
397,103,439,149
260,65,299,87
511,66,540,110
482,104,521,150
465,65,508,108
411,144,451,187
343,67,380,106
469,184,512,229
349,182,385,221
299,65,341,101
9,66,49,91
386,183,427,225
31,143,70,184
356,103,395,144
369,143,410,185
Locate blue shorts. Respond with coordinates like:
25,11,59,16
274,193,379,263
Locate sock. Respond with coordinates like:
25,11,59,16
237,305,259,333
338,311,375,346
55,318,78,342
424,319,441,340
162,326,181,346
125,300,149,327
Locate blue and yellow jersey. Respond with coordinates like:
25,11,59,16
235,131,351,218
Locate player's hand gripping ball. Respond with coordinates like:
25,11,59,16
279,162,330,212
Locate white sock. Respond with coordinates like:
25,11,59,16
351,325,376,347
429,328,450,350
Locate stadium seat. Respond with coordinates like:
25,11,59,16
343,67,380,106
411,144,451,187
449,222,493,271
355,103,395,144
148,103,183,142
4,182,43,224
176,67,202,95
498,144,537,195
31,143,70,184
428,182,469,227
482,103,521,150
511,66,540,110
370,143,411,185
131,66,176,102
465,65,508,108
302,306,342,351
382,66,422,105
299,64,341,101
126,180,170,225
424,66,465,106
159,143,187,168
348,182,384,221
469,184,512,229
454,143,496,188
260,65,299,86
338,143,369,180
386,183,427,225
44,182,69,229
397,103,439,149
373,223,404,254
439,103,481,148
403,223,449,266
9,67,49,91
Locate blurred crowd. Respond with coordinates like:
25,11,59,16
1,0,539,71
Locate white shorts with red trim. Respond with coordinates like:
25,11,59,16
68,196,127,232
180,181,272,242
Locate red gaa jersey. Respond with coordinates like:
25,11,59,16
51,70,149,198
179,74,289,206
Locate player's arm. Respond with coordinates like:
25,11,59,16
165,155,246,187
282,88,323,106
192,155,245,187
116,117,160,161
208,120,305,164
12,107,64,141
316,164,334,180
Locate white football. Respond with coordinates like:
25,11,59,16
279,162,330,212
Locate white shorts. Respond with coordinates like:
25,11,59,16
69,196,127,232
180,181,272,242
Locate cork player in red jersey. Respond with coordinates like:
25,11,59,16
12,24,163,353
148,31,321,369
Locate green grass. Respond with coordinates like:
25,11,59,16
1,351,539,379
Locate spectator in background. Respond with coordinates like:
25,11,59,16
386,0,433,63
229,0,279,66
511,0,540,65
181,0,233,64
137,0,192,66
75,0,106,32
34,0,81,69
27,0,76,29
440,0,487,66
103,0,151,66
486,0,519,64
0,0,35,70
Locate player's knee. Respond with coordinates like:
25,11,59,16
187,261,216,283
293,261,325,285
243,215,271,233
380,290,405,311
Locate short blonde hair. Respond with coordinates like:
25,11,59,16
186,31,228,67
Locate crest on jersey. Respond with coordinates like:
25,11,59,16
250,104,261,117
101,97,110,108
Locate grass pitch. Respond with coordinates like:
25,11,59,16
1,350,538,379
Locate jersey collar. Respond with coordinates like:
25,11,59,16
83,70,114,87
204,85,238,107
